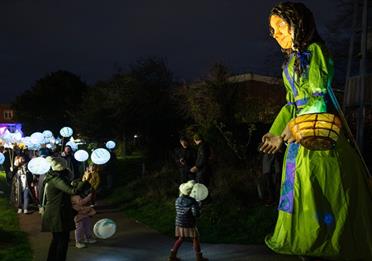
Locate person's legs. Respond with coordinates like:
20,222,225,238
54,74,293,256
169,237,184,260
196,172,210,187
172,237,184,253
23,187,29,212
193,237,201,252
47,232,60,261
85,217,92,238
55,231,70,261
180,169,188,183
74,217,85,243
83,216,95,241
193,237,208,260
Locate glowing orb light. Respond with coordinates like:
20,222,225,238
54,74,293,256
0,153,5,165
60,127,73,138
22,137,33,147
0,127,7,136
28,143,41,151
190,183,209,201
43,130,53,138
74,150,89,162
12,131,23,142
2,130,13,143
93,218,117,239
28,157,50,175
91,148,111,165
31,132,45,144
105,140,116,150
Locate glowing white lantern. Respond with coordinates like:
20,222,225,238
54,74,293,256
12,131,23,142
93,218,116,239
0,153,5,165
91,148,111,165
31,132,45,144
60,127,73,138
2,130,13,143
27,157,51,175
49,137,56,144
190,183,209,201
29,143,41,151
74,150,89,162
66,141,78,151
105,140,116,150
22,137,33,147
43,130,53,138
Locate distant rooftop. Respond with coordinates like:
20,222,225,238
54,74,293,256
228,73,282,85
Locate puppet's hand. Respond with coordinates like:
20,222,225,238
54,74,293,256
259,133,283,154
281,125,297,144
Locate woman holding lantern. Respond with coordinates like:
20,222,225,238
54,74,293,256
260,2,372,260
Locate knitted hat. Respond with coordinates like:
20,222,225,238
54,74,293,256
179,180,196,196
46,156,68,171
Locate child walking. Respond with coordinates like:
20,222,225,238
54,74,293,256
71,181,96,248
169,180,208,261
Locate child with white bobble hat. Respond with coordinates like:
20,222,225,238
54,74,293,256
168,180,208,261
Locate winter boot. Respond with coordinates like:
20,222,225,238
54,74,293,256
196,252,208,261
168,250,180,261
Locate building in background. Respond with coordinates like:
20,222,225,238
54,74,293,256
0,104,22,134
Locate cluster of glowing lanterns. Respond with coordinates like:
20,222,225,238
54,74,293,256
0,126,116,176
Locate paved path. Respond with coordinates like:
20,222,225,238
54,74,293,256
18,204,299,261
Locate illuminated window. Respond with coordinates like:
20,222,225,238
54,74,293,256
3,110,13,120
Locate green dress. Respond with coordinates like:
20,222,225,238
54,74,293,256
265,42,372,260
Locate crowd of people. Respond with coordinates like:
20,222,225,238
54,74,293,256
0,142,116,261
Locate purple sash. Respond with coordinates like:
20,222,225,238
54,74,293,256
278,143,300,213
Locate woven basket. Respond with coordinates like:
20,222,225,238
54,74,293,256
288,113,342,150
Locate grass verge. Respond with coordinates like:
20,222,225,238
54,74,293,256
0,171,33,261
106,158,278,244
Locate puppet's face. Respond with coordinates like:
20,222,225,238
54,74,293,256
270,15,292,49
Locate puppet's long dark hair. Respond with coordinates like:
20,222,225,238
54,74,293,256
269,2,325,75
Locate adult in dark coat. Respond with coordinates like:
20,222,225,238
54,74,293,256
190,134,212,187
175,137,196,183
41,156,85,261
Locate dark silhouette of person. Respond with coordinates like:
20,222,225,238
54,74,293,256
175,136,196,183
190,134,212,187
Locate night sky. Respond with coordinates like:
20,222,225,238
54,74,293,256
1,0,339,103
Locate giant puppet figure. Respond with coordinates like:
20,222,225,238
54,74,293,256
260,2,372,260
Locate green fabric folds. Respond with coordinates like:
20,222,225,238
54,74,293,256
265,42,372,260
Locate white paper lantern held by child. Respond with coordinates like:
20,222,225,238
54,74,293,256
190,183,209,201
